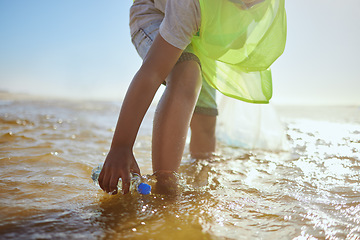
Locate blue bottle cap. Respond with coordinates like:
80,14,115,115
137,183,151,195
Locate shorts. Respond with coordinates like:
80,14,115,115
131,21,218,116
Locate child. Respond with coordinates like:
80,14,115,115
98,0,286,194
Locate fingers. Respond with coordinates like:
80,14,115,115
121,171,131,194
98,165,130,195
109,176,119,195
101,171,112,193
98,166,118,194
97,150,139,195
98,167,106,192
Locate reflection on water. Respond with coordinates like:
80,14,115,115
0,98,359,239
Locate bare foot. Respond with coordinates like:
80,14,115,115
154,171,179,195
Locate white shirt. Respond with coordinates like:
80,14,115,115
129,0,201,50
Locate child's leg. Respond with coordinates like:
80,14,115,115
189,75,218,158
152,60,202,173
190,113,216,159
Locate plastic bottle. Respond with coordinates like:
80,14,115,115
91,164,151,195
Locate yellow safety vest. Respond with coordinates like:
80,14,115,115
191,0,287,103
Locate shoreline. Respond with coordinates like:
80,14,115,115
1,90,359,107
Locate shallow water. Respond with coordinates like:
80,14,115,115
0,97,359,239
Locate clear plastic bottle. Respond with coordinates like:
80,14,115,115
91,164,151,195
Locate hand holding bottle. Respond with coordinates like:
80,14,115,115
96,148,142,195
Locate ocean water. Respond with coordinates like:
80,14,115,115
0,94,359,239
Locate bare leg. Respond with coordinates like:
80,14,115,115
190,113,216,159
152,60,202,173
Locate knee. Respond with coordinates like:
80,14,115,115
167,60,202,101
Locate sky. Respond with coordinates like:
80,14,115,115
0,0,359,105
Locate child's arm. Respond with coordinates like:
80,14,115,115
98,34,183,194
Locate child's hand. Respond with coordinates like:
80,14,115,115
98,147,140,194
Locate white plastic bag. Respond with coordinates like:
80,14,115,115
216,94,289,151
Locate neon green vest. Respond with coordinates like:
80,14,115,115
191,0,287,103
